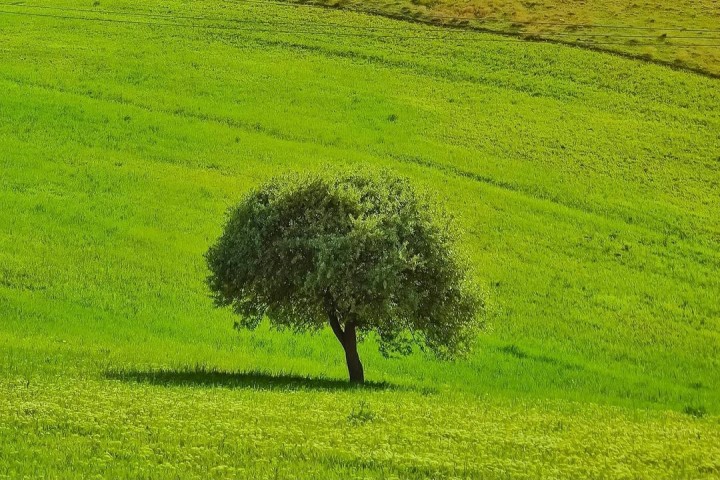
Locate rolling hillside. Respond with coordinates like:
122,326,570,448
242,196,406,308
284,0,720,76
1,0,719,477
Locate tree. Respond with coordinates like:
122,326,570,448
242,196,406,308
205,170,482,383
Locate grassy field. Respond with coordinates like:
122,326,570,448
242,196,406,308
285,0,720,76
1,0,719,477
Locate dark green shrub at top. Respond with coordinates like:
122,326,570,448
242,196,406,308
206,170,482,383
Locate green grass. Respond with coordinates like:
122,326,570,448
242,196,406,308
3,374,719,479
1,0,719,477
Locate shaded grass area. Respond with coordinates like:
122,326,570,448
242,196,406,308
105,367,399,391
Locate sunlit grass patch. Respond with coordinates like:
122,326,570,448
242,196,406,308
0,0,719,477
1,376,719,478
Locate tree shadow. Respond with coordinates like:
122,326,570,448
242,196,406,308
104,367,400,392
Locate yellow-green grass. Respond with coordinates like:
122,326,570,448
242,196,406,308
283,0,720,76
2,373,719,479
1,0,719,477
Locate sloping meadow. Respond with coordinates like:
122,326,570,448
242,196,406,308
0,0,719,477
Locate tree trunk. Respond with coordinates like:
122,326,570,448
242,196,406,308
341,321,364,384
325,295,365,384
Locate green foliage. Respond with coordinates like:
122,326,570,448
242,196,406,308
207,171,482,358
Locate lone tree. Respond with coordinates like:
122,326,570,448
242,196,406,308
206,170,481,383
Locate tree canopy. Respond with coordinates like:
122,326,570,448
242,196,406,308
206,170,482,382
